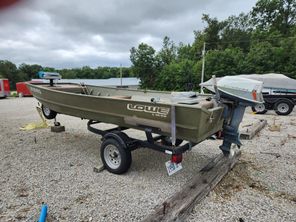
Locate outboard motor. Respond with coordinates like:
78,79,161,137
204,76,264,154
38,71,61,86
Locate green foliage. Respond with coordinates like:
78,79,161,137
251,0,296,35
130,43,161,88
2,0,296,91
130,0,296,90
158,36,177,65
204,48,245,78
245,42,280,73
201,14,227,50
0,60,134,90
19,63,42,79
220,13,253,52
0,60,24,89
155,59,197,91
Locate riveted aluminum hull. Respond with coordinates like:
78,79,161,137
27,83,224,143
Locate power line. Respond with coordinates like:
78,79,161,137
204,35,296,45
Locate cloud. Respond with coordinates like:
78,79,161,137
0,0,257,68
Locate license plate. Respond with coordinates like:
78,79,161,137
165,160,182,176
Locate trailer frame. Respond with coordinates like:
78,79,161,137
87,120,197,174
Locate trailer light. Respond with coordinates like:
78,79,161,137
171,154,182,164
252,90,257,101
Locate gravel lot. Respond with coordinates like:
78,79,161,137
0,97,295,221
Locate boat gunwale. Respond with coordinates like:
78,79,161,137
26,82,218,111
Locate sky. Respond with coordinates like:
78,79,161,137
0,0,257,68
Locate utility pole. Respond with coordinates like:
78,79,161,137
201,42,206,94
120,64,122,87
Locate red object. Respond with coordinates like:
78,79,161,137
171,154,182,164
0,79,10,97
252,90,257,101
3,79,10,92
16,82,32,96
0,0,22,9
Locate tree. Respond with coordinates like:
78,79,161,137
155,59,197,91
19,63,42,80
0,60,24,89
42,67,56,72
220,13,253,52
280,37,296,77
158,36,177,66
244,41,283,73
251,0,296,35
201,14,227,50
204,48,246,78
177,42,195,61
130,43,160,88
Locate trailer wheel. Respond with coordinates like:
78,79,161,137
161,137,183,146
274,100,294,116
101,138,132,174
41,104,57,119
251,103,267,114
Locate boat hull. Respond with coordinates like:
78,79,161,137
27,83,224,144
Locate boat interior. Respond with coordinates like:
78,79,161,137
39,82,216,109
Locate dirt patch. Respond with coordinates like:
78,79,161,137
214,154,296,203
15,186,29,198
274,192,296,203
214,156,267,200
75,193,92,204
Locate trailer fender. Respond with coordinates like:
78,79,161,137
103,131,130,149
265,97,293,105
260,101,273,109
273,98,294,104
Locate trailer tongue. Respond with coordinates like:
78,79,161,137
27,75,263,175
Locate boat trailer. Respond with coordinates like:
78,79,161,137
87,94,250,175
28,75,264,175
87,120,197,175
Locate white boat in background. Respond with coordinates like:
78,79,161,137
201,73,296,94
201,73,296,115
237,73,296,93
200,76,264,105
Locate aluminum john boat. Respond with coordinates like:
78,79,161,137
27,75,263,175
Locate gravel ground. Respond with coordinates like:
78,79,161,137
0,97,295,221
187,108,296,221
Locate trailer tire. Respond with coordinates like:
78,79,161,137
251,103,267,114
101,138,132,174
41,104,57,119
274,100,294,116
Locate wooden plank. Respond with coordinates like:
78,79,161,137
142,150,241,222
240,119,267,140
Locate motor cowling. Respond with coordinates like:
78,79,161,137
203,76,264,154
